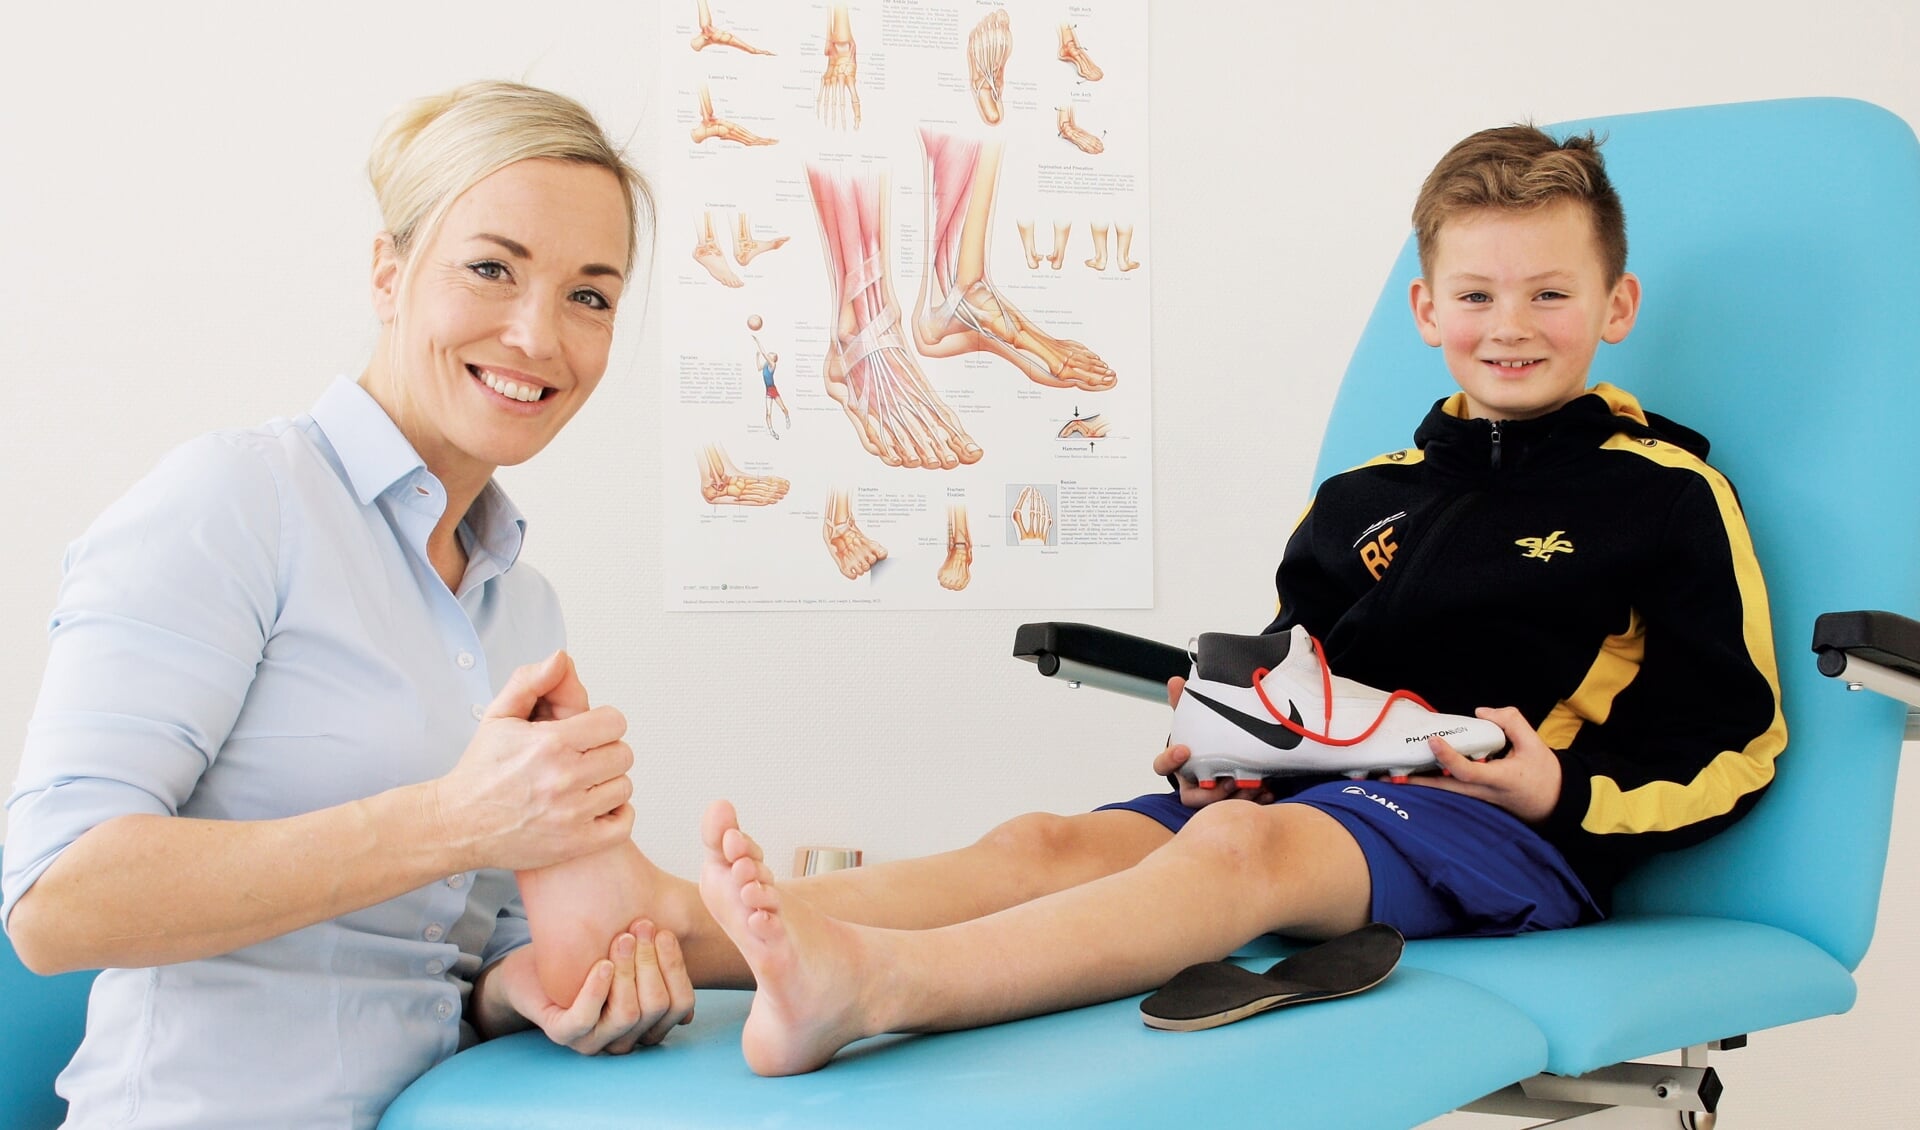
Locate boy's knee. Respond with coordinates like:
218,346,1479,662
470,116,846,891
1177,801,1315,879
977,810,1080,860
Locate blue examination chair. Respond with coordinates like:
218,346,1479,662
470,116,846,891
3,96,1916,1130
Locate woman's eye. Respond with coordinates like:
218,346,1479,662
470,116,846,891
467,260,509,281
572,289,612,311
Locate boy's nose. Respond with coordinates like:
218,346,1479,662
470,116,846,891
1490,300,1533,342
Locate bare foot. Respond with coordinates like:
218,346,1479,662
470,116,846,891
694,216,745,287
698,800,879,1075
732,212,790,266
966,10,1011,126
700,443,788,505
518,843,664,1005
822,491,887,579
915,277,1115,391
1057,24,1103,81
1056,105,1104,154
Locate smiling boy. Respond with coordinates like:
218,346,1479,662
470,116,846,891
517,125,1785,1076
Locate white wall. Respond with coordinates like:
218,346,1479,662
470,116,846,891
3,1,1915,1124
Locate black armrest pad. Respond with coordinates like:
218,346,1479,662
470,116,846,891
1812,610,1920,680
1012,622,1189,684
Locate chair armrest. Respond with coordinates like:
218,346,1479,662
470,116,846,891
1812,610,1920,708
1011,622,1189,703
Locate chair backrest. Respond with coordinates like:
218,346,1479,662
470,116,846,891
1314,99,1920,968
0,846,97,1129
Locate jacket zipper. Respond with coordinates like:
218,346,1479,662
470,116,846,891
1490,420,1504,471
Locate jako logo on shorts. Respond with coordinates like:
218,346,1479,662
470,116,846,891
1342,784,1411,820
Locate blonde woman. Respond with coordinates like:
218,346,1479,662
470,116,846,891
1,81,690,1128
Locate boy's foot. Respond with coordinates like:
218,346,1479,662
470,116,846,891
1169,624,1507,784
518,842,671,1005
698,800,879,1075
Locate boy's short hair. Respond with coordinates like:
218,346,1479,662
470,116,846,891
1413,125,1627,283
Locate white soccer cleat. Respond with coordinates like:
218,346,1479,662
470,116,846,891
1168,624,1507,786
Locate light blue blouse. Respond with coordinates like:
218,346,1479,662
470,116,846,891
3,378,566,1129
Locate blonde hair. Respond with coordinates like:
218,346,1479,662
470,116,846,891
1413,125,1627,284
368,80,653,276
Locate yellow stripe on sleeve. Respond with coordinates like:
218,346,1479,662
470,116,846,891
1579,435,1787,835
1538,609,1646,749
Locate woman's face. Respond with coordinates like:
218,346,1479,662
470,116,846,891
372,158,631,477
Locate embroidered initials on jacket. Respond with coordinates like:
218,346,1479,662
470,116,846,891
1360,526,1399,579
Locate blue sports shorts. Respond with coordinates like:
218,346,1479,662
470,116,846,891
1098,781,1601,939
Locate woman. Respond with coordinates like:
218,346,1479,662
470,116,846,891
1,81,691,1128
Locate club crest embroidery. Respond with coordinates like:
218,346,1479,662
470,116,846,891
1515,530,1575,562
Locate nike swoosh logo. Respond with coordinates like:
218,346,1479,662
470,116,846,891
1185,689,1306,750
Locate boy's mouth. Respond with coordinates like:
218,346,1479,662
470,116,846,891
1485,358,1542,373
469,364,556,404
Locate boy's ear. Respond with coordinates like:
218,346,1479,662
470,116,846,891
1602,271,1642,344
1409,278,1443,347
371,233,401,325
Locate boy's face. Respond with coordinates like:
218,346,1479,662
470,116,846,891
1410,201,1639,421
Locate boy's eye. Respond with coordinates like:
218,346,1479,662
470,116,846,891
467,260,510,282
571,288,612,312
1536,290,1569,301
1460,292,1491,304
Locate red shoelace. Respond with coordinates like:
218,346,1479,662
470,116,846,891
1251,633,1437,747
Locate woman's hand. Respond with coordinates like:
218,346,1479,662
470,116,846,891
474,918,697,1053
1407,706,1562,824
429,651,637,873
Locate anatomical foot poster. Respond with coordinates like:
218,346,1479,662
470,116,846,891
662,0,1151,609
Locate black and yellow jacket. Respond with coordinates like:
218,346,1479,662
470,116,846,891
1267,384,1785,900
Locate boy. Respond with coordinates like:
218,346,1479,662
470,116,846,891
518,125,1785,1075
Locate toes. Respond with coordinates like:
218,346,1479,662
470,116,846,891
700,799,740,854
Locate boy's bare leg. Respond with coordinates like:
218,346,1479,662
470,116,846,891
913,128,1116,391
809,165,984,469
702,798,1370,1076
523,805,1173,1001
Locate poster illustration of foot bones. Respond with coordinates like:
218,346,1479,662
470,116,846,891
662,0,1152,610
